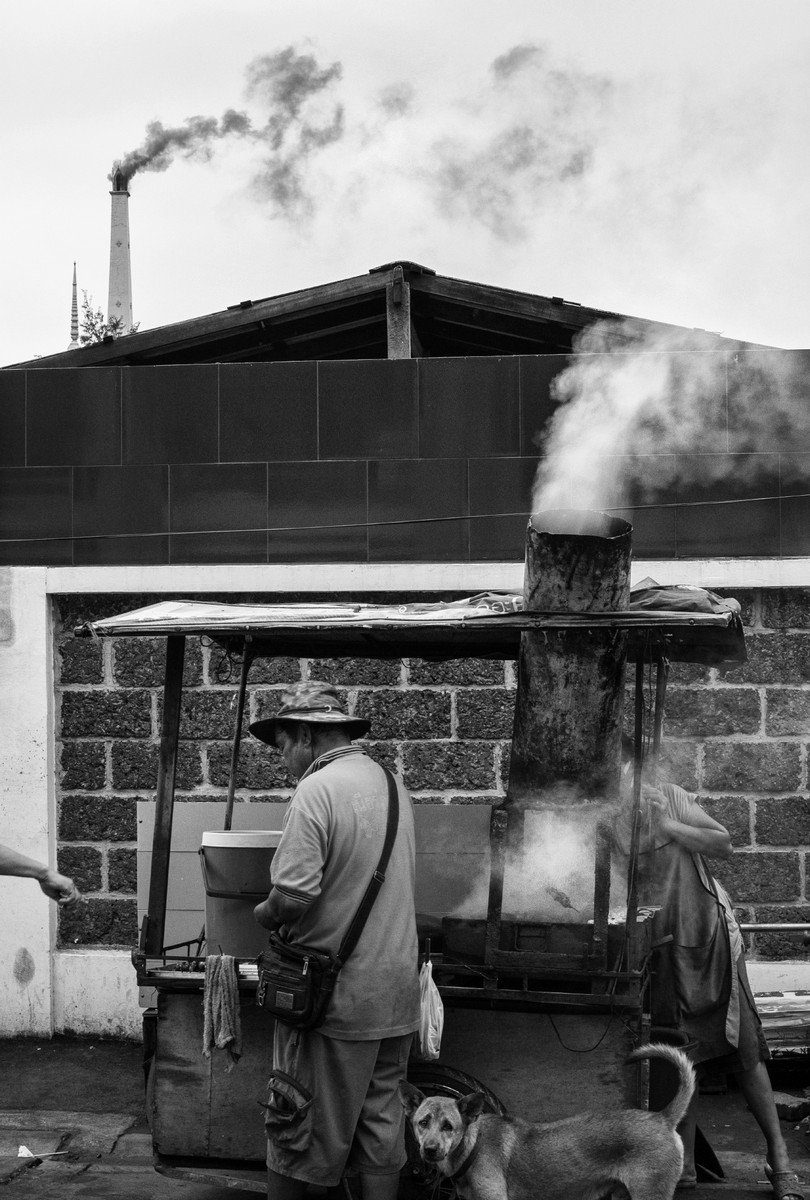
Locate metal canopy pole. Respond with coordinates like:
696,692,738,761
651,656,669,769
624,659,646,969
484,806,508,965
144,634,186,957
223,637,253,832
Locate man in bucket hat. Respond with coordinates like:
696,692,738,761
251,681,420,1200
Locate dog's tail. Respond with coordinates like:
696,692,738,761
626,1042,696,1130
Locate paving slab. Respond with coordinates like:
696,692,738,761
1,1163,260,1198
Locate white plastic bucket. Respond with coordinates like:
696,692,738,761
200,830,282,958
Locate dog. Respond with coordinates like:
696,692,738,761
399,1042,695,1200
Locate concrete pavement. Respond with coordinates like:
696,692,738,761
0,1036,809,1198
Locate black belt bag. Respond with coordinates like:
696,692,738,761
256,766,399,1032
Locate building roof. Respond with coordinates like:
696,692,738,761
6,261,752,369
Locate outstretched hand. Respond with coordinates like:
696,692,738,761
39,869,81,906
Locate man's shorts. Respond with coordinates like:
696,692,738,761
264,1024,414,1187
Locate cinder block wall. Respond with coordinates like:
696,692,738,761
54,590,810,961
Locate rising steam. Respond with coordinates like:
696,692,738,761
452,806,605,924
532,323,810,513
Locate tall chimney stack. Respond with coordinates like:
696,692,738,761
107,167,133,332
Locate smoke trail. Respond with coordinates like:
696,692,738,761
111,45,344,218
428,42,612,239
532,323,810,513
112,111,254,182
247,49,344,219
377,82,415,119
245,46,342,148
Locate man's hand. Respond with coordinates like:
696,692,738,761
254,896,281,931
38,870,81,906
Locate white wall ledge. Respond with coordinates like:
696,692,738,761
42,558,810,595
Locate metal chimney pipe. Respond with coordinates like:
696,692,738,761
107,168,133,332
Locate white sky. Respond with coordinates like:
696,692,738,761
2,0,809,366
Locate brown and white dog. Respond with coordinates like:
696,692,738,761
400,1043,695,1200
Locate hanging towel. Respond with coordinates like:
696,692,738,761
202,954,242,1067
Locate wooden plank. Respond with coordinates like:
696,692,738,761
411,273,722,342
156,1163,265,1193
386,269,413,358
484,807,508,965
151,990,274,1160
438,1007,644,1121
138,801,290,851
624,661,645,970
591,822,611,975
224,640,252,831
438,986,644,1010
144,636,185,956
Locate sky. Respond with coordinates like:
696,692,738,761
2,0,810,366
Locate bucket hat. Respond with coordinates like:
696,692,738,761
249,681,370,744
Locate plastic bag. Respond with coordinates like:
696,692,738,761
416,960,444,1061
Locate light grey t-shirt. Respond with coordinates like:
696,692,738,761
270,748,420,1041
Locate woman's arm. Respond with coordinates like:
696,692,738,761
645,788,733,859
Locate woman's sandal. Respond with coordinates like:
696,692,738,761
765,1162,806,1200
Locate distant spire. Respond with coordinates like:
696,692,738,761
68,262,79,349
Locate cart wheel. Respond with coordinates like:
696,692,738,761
399,1063,506,1200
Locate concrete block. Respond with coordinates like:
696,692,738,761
355,689,451,739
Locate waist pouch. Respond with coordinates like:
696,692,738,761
256,932,339,1032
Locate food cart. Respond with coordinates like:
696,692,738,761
75,563,745,1194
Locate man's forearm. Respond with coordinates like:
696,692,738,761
0,845,48,880
254,887,310,930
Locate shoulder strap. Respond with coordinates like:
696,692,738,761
335,766,399,966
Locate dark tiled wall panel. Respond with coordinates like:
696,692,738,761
319,359,419,458
1,352,809,564
27,368,122,466
0,372,26,466
219,362,317,463
53,588,810,954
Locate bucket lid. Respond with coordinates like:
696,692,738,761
201,830,283,849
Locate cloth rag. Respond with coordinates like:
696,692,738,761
202,954,242,1066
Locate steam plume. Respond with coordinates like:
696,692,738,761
532,323,810,513
452,805,604,924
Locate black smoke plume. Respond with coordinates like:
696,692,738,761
429,42,612,239
110,46,344,219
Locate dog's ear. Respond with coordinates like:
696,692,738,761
399,1080,425,1115
457,1093,486,1124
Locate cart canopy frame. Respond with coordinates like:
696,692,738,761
75,594,746,961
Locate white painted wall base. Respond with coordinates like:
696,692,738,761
0,567,54,1036
53,950,142,1041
